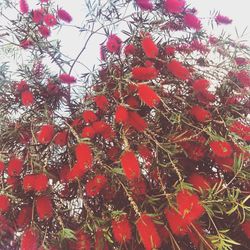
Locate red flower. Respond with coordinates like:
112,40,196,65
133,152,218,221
132,66,158,80
188,174,211,191
115,105,128,124
138,145,153,162
82,110,97,123
44,14,57,26
141,36,159,58
23,173,48,192
37,124,54,144
127,111,148,132
81,126,95,138
86,175,107,197
38,25,51,38
135,0,153,11
235,57,250,66
94,95,109,111
16,206,32,228
19,0,29,14
210,141,232,158
165,45,176,56
235,70,250,87
21,90,34,106
107,146,120,162
192,78,209,93
68,162,89,181
0,161,5,173
20,39,33,49
230,121,250,142
54,131,68,146
21,228,39,250
95,229,109,250
164,0,185,13
106,34,122,53
213,156,234,172
71,230,91,250
120,151,141,180
190,105,211,122
181,142,206,161
241,220,250,239
130,178,147,196
57,9,72,23
16,80,29,92
59,73,76,83
0,195,10,212
32,9,44,23
124,44,136,56
7,157,23,176
136,214,161,250
126,96,140,108
184,13,202,31
137,84,160,107
112,214,132,243
215,15,232,25
36,196,53,220
75,143,93,167
177,190,205,223
167,60,191,80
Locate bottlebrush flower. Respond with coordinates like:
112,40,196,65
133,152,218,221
165,45,176,56
38,25,51,38
75,143,93,167
136,214,161,250
127,111,148,132
0,161,4,173
86,175,107,197
192,79,209,93
23,173,48,192
235,57,250,66
141,36,159,58
106,34,122,53
59,73,76,83
32,9,44,23
94,95,109,111
210,141,232,158
57,9,72,23
184,13,202,31
230,121,250,142
112,214,132,243
215,15,232,25
20,39,33,49
241,220,250,239
0,195,10,212
16,80,29,92
235,70,250,87
188,173,211,191
213,156,234,172
164,0,186,13
82,110,98,123
68,162,89,181
21,90,34,106
95,229,109,250
120,151,141,180
54,131,68,146
37,124,54,144
19,0,29,14
126,96,140,108
7,157,23,176
16,206,32,228
167,60,191,80
177,190,205,223
115,105,128,124
132,66,158,80
135,0,153,11
181,142,206,161
36,196,53,220
81,126,95,138
190,105,211,122
71,231,91,250
137,84,160,107
138,145,153,162
124,44,136,56
21,228,39,250
130,178,147,196
44,14,57,26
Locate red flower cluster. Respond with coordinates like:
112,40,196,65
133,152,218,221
7,157,23,176
57,9,72,23
0,161,4,173
32,9,44,23
23,173,48,192
86,175,107,197
82,110,98,123
75,143,93,168
54,131,68,146
136,214,161,250
167,59,191,80
124,44,136,55
16,206,32,228
70,230,91,250
106,34,122,53
192,78,209,93
94,95,109,111
235,70,250,87
19,0,29,14
120,151,141,180
188,173,211,191
137,84,160,107
230,121,250,142
112,214,132,243
209,140,232,158
132,66,158,80
21,90,34,106
141,36,159,58
164,0,186,13
135,0,153,11
184,13,202,31
59,73,76,84
190,105,211,122
215,14,232,25
115,105,128,124
0,195,10,213
37,124,54,144
127,111,148,132
20,228,39,250
36,196,53,220
44,14,57,27
81,126,95,138
38,25,50,38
